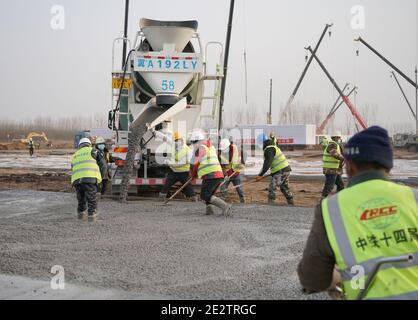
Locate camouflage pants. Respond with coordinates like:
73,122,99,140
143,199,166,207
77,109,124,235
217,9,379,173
220,174,245,200
74,183,97,215
322,174,345,198
268,172,293,201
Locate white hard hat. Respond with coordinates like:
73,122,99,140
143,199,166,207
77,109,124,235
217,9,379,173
95,136,105,144
78,137,92,147
190,130,206,143
332,131,342,137
219,139,230,152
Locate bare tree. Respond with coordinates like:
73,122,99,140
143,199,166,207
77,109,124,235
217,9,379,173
245,103,258,125
235,108,244,125
359,103,378,126
0,115,110,141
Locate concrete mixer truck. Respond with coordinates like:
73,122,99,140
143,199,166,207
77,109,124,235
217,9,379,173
108,18,224,194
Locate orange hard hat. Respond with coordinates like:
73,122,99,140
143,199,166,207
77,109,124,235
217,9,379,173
173,132,182,141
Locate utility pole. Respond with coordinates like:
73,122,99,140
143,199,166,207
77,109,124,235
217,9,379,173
218,0,235,133
281,23,333,123
416,67,418,133
267,79,273,124
244,50,248,105
121,0,130,68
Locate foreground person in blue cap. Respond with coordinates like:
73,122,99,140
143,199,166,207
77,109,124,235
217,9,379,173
298,126,418,300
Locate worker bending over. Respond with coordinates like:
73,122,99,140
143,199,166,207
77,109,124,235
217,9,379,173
189,130,232,217
71,138,107,222
219,138,246,203
298,126,418,300
322,132,345,198
153,130,197,202
95,136,113,195
256,133,294,205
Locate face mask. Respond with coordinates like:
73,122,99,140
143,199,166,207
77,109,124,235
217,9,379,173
175,141,183,148
97,144,105,151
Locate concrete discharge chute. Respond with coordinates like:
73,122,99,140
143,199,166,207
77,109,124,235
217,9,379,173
108,18,224,201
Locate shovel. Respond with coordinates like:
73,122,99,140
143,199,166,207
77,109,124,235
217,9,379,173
163,177,194,205
218,174,269,194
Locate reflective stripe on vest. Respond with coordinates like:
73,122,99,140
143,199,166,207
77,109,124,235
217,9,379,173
322,181,418,300
71,147,102,184
323,141,341,169
220,145,240,172
264,145,289,174
171,144,190,173
198,145,223,179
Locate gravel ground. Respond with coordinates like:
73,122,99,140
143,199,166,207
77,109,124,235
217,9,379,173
0,190,328,300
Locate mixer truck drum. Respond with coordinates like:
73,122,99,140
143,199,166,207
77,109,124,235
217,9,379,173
140,18,198,32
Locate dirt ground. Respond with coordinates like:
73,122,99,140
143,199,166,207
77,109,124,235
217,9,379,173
0,140,73,151
0,167,330,209
0,168,72,193
0,145,416,209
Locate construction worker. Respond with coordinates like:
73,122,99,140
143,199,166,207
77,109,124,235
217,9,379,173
298,126,418,300
28,138,34,157
320,136,329,149
189,130,232,216
157,131,197,202
256,133,294,205
71,138,107,222
218,138,245,203
321,132,345,199
95,137,113,195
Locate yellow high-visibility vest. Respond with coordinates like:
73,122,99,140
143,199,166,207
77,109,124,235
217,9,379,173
197,145,223,179
322,180,418,300
71,147,102,184
264,145,289,174
171,144,190,173
220,145,241,173
323,141,342,169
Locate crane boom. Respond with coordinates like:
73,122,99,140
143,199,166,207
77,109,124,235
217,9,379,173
317,86,357,134
281,23,333,123
306,46,368,130
355,37,418,89
390,71,417,119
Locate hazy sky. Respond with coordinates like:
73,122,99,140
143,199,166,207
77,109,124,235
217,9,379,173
0,0,417,130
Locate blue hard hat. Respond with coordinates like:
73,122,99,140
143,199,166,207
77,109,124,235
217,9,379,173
256,133,269,145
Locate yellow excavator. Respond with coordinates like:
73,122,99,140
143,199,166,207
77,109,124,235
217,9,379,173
13,132,51,148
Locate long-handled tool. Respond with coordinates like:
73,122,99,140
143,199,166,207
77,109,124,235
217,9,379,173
218,174,269,194
163,177,193,205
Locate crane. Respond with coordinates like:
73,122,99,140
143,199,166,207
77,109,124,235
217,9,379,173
281,23,333,123
305,46,368,130
355,36,418,133
317,85,357,134
390,71,417,119
355,37,418,89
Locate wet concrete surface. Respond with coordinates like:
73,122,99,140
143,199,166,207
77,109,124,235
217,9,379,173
0,190,327,300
